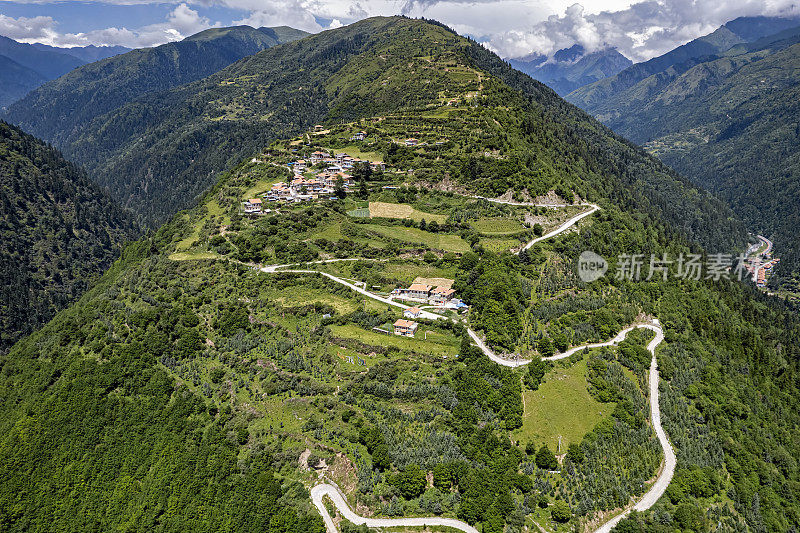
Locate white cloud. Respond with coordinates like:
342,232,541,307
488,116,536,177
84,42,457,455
229,0,325,32
1,0,799,60
480,0,800,61
3,3,216,48
0,14,55,40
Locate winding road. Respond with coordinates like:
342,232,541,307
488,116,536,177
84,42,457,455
309,321,673,533
311,484,480,533
257,202,675,533
522,204,600,251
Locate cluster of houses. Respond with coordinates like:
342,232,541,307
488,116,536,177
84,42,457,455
292,151,385,173
755,257,780,288
390,282,466,309
388,283,467,338
241,149,388,213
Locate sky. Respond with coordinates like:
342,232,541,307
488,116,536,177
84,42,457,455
1,0,799,61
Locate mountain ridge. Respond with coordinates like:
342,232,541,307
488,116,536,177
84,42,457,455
30,42,130,63
4,16,744,252
3,24,309,152
509,46,632,95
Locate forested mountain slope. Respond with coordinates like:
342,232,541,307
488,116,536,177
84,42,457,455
0,37,128,107
0,55,46,108
2,25,308,177
0,121,138,352
5,16,744,251
565,16,800,112
567,23,800,290
0,35,86,107
0,16,797,533
0,35,85,80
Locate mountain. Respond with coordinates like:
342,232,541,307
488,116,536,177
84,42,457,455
4,18,738,242
30,42,130,63
2,25,309,215
566,20,800,291
0,55,46,107
510,45,632,95
0,16,798,533
0,37,128,107
0,35,87,106
566,16,800,111
0,121,138,352
0,35,85,79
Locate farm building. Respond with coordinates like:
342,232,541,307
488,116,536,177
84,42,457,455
393,319,418,337
430,287,456,306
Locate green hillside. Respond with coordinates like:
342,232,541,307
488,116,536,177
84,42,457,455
0,17,798,533
0,121,138,352
568,23,800,293
2,25,308,197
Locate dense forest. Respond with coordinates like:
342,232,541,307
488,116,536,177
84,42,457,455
566,19,800,290
0,121,138,351
1,149,797,531
0,55,46,108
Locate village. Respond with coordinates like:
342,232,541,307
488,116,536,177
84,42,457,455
242,147,386,214
744,235,780,288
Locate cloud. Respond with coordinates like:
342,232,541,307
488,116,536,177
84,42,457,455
0,14,56,40
230,0,325,32
481,0,800,61
2,0,799,60
4,3,216,48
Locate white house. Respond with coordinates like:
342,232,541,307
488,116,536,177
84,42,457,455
243,198,263,214
403,307,422,319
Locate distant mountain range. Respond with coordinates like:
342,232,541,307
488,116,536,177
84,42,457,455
30,42,131,63
565,15,800,288
509,44,632,95
0,36,128,107
565,16,800,111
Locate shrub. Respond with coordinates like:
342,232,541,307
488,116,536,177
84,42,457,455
550,499,571,522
